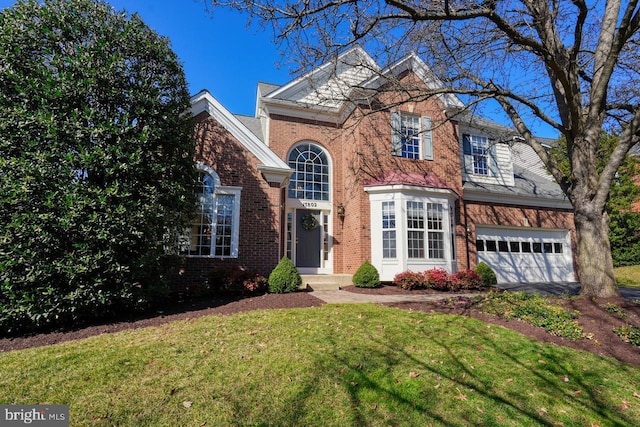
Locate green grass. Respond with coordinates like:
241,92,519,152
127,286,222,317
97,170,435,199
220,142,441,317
614,265,640,288
2,304,640,426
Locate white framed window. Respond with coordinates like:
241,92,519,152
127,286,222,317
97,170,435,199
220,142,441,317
407,201,446,260
382,201,397,258
406,201,425,258
180,167,241,258
391,112,433,160
463,134,494,176
426,203,445,259
287,142,330,201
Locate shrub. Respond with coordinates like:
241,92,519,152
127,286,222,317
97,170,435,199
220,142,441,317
208,266,267,295
393,271,427,290
352,261,381,288
268,257,302,293
451,270,485,290
0,0,195,334
613,324,640,346
426,268,453,291
474,262,498,287
479,291,585,339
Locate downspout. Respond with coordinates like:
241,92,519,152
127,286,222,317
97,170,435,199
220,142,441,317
464,200,471,269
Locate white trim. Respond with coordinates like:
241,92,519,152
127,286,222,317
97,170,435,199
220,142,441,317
286,141,333,205
475,226,575,283
195,162,221,187
361,52,464,109
266,46,379,101
367,189,457,281
365,184,458,200
464,188,572,209
190,90,292,186
181,167,243,259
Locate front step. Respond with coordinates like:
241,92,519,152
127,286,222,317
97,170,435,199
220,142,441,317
300,274,353,291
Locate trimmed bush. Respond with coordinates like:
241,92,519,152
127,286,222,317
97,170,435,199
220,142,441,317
451,270,485,290
393,271,427,290
268,257,302,293
353,261,381,288
474,262,498,287
426,268,452,291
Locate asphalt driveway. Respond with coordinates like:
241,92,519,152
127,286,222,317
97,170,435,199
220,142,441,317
496,281,640,300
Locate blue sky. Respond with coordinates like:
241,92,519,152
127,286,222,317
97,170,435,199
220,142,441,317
0,0,557,137
0,0,293,116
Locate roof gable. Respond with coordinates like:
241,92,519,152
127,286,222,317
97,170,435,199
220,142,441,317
259,47,463,123
191,90,291,186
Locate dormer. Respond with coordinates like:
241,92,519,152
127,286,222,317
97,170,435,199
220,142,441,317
457,115,516,187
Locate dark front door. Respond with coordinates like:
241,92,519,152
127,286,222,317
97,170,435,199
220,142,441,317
296,210,322,268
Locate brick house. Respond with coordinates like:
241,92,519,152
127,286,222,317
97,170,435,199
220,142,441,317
175,46,576,287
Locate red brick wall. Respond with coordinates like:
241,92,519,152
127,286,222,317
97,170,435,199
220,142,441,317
266,71,467,274
172,112,282,292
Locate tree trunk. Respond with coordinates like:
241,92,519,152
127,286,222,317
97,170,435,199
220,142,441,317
574,209,620,297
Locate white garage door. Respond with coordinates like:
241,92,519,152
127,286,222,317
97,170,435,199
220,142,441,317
475,227,575,283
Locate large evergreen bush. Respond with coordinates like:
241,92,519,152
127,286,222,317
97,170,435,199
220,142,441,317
352,261,380,288
0,0,196,334
268,257,302,293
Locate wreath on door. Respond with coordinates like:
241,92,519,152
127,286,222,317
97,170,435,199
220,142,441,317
301,213,319,231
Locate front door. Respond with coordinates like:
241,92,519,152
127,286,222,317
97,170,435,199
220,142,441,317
296,210,322,268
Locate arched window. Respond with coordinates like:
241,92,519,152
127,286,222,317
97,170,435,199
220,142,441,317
287,143,330,201
180,166,240,257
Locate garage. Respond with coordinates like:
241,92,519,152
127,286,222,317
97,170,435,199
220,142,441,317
475,226,575,283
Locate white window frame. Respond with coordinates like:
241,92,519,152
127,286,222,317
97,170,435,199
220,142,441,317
181,164,242,258
463,134,496,177
382,201,397,259
391,112,434,160
365,185,458,281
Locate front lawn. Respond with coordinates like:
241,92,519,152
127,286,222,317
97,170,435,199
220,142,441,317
1,304,639,426
614,265,640,289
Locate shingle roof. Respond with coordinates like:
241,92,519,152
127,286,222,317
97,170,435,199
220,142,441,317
364,170,451,190
463,164,568,201
234,114,264,142
257,82,281,98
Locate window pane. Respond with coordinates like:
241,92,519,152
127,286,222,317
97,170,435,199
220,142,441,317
400,113,421,159
428,232,444,259
287,143,330,201
521,242,532,253
383,231,397,258
543,242,553,253
486,240,497,252
408,231,424,258
498,241,509,252
476,239,485,252
554,243,563,254
214,195,234,257
510,241,520,252
533,242,542,253
468,135,489,175
184,171,216,256
407,201,424,229
382,202,396,258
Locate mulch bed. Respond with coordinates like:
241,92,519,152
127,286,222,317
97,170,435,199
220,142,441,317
2,286,640,367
